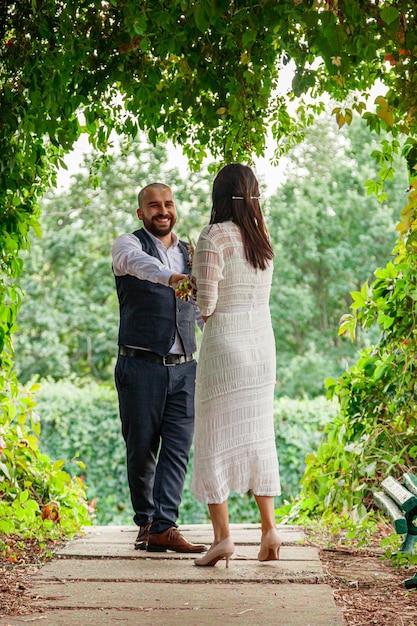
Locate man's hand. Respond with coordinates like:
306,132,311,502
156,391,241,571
173,275,198,303
169,273,189,288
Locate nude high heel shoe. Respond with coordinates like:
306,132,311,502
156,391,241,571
194,537,235,568
258,529,281,562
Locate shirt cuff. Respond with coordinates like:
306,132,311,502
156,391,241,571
159,267,174,286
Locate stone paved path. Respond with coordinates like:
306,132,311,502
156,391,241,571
0,524,346,625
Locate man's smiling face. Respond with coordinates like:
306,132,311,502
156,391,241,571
137,185,177,239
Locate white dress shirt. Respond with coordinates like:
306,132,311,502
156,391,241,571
112,228,188,354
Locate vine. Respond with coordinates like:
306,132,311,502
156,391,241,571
283,180,417,545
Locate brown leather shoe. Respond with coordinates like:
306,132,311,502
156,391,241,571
147,527,207,553
134,523,152,551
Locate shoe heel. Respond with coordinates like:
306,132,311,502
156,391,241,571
267,545,280,560
258,529,282,562
194,537,234,567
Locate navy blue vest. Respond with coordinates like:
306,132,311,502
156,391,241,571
114,228,196,356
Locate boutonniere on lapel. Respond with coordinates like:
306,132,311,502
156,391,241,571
187,239,195,272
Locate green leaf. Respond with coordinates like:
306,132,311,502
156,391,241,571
0,462,11,479
18,489,29,503
380,7,400,26
0,518,14,533
193,3,210,32
350,291,366,309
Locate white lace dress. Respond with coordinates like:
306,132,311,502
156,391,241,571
191,221,281,504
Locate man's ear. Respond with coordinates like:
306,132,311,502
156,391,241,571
136,207,142,221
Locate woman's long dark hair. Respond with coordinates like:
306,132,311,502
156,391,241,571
210,163,274,270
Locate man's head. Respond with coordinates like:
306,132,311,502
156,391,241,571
137,183,177,239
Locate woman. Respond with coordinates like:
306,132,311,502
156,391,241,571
191,163,281,568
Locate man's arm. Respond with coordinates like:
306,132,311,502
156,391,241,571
112,233,177,285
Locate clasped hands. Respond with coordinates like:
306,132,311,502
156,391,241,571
169,273,197,303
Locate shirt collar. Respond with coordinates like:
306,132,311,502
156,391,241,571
143,227,179,249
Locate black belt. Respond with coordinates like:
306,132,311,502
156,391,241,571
119,346,194,366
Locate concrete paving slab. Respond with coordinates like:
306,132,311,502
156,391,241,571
73,524,305,546
59,541,319,561
1,583,344,626
36,555,324,583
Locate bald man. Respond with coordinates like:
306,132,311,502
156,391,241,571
112,183,206,554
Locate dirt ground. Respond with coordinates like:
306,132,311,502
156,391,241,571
321,547,417,625
1,535,417,624
0,536,53,617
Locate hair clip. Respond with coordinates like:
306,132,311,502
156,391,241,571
231,196,261,200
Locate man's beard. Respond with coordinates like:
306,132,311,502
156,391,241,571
143,214,176,237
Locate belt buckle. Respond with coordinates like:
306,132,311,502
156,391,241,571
162,355,177,366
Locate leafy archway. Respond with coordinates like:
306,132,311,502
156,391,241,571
1,1,417,538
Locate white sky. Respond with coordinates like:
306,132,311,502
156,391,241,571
56,134,287,196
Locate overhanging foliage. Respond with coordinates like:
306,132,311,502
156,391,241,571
2,1,417,354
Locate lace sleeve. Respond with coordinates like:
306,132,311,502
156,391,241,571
192,230,224,317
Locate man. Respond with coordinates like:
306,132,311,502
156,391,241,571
112,182,206,553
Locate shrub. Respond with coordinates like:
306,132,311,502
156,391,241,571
274,395,337,507
35,378,130,525
0,381,90,548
